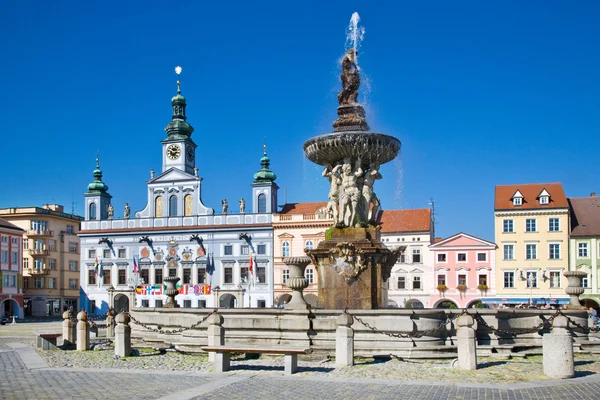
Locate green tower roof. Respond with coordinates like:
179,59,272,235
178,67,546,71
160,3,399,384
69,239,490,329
164,72,194,140
253,145,277,183
86,158,110,194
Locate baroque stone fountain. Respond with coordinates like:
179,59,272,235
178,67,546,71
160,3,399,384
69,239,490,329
304,13,401,309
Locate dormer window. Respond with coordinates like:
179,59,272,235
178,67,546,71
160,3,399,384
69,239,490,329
539,196,549,205
538,189,550,205
513,197,522,206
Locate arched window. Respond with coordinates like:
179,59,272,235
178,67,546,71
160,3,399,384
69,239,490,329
169,195,177,216
282,241,290,257
184,194,192,216
89,203,97,220
305,240,314,250
155,196,163,218
258,193,267,213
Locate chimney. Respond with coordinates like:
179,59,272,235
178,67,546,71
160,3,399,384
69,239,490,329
591,192,597,197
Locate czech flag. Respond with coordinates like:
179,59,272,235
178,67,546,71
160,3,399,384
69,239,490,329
133,256,139,274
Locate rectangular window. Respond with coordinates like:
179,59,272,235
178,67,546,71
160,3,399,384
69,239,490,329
437,275,446,286
88,269,95,285
23,239,29,250
23,258,29,269
88,249,96,259
183,300,192,308
503,219,514,233
305,268,314,284
104,270,111,285
257,300,266,308
23,277,30,289
69,242,78,254
141,269,149,285
11,251,17,264
197,268,206,284
437,254,446,262
118,249,126,258
241,267,249,282
9,275,16,287
478,275,487,286
198,300,206,308
34,277,44,289
412,276,421,290
503,245,514,260
103,249,111,258
504,271,515,288
412,249,421,263
66,225,74,234
457,253,467,262
513,197,522,206
257,244,266,255
141,300,149,308
48,277,57,289
155,268,163,284
241,245,249,255
458,274,466,285
89,300,96,314
257,267,266,284
168,268,176,277
224,245,233,256
399,249,406,263
549,244,560,259
397,276,406,289
2,274,9,287
526,244,537,260
578,243,589,258
183,268,191,284
224,267,233,283
48,259,56,270
155,300,163,308
582,275,590,288
477,253,487,262
540,196,549,205
48,240,56,251
525,219,536,232
11,237,18,245
69,261,78,271
282,269,289,284
118,269,126,285
526,271,538,288
1,251,8,263
550,271,561,288
549,218,560,232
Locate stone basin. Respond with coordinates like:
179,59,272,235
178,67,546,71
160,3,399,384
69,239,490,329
303,131,401,168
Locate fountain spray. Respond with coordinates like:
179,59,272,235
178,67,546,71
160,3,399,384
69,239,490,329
346,12,365,67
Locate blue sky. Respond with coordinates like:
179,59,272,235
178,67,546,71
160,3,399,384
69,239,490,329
1,1,598,241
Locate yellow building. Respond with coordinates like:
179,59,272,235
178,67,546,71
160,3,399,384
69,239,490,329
0,205,83,317
492,183,570,307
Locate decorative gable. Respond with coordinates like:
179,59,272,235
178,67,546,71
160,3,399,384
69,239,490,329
538,189,550,205
512,190,523,206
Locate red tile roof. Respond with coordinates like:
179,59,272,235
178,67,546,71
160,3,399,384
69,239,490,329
280,202,328,215
569,196,600,236
380,208,431,233
494,183,568,211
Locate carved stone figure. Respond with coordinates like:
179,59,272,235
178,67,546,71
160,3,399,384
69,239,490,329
362,163,382,224
323,163,342,223
338,49,360,105
221,199,228,214
339,158,363,227
107,204,114,220
124,203,130,219
239,198,245,214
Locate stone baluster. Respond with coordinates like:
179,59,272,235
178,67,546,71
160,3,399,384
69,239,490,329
62,310,75,347
456,314,477,370
115,312,131,358
335,314,354,367
283,256,311,310
543,315,574,378
76,310,90,351
207,313,228,369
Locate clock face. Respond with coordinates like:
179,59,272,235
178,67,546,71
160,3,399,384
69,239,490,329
186,146,194,162
167,144,181,160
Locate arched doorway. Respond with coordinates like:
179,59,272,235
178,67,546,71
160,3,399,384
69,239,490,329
219,294,237,308
435,300,459,309
114,294,130,313
406,299,424,309
276,294,292,308
1,298,21,318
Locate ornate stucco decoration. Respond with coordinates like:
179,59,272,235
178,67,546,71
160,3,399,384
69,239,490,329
328,242,367,282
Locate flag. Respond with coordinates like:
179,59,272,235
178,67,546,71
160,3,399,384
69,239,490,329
94,257,99,275
135,286,142,295
249,252,253,275
206,253,213,275
97,259,104,288
133,256,138,274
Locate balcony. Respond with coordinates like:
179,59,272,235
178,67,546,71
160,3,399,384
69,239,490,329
28,248,49,257
27,229,54,237
25,266,49,275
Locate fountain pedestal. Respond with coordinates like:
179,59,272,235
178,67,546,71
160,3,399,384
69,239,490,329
307,227,397,309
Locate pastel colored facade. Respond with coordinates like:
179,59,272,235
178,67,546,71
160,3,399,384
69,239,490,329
429,233,496,308
0,218,25,318
381,208,434,308
492,183,570,306
568,193,600,307
79,79,278,313
0,205,82,317
272,202,330,307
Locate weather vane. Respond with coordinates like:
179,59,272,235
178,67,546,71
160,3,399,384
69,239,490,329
175,66,182,93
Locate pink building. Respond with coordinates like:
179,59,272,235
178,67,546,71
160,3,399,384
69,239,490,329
429,233,496,308
0,217,25,319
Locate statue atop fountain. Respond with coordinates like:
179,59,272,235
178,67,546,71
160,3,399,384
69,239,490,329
303,12,401,309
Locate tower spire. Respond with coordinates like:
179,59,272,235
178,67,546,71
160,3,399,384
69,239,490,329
164,66,194,140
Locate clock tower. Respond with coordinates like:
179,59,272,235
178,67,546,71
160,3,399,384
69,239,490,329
161,67,196,174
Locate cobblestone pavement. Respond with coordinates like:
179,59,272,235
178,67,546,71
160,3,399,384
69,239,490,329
2,321,600,399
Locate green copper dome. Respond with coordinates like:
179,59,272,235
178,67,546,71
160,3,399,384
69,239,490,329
253,145,277,183
164,78,194,140
86,159,109,194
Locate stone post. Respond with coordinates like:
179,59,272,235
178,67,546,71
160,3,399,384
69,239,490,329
336,314,354,367
456,314,477,370
283,256,311,310
543,315,574,378
76,309,90,351
207,313,228,369
114,312,131,358
62,310,75,346
106,308,116,338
